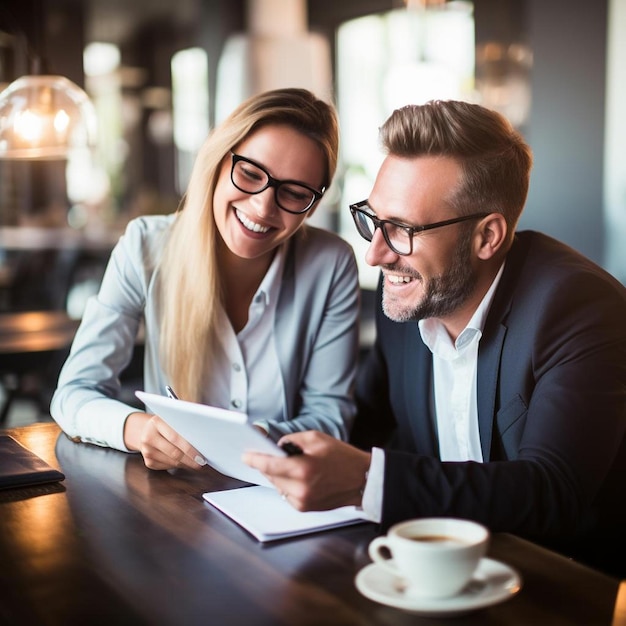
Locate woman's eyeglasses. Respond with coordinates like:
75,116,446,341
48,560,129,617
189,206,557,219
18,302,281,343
230,153,325,214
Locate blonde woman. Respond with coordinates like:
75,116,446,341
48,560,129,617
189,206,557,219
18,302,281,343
51,88,360,471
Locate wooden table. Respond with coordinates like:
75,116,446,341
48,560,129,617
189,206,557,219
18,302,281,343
0,312,81,423
0,311,80,354
0,422,624,626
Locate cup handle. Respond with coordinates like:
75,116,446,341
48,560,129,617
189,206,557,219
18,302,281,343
368,537,399,574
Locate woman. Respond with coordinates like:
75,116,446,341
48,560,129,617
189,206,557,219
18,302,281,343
51,88,360,471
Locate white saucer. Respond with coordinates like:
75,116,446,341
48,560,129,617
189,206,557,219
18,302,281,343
355,557,522,617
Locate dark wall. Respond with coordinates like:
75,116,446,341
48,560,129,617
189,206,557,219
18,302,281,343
520,0,608,265
0,0,85,84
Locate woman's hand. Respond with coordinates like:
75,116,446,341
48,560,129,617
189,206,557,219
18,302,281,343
123,411,207,471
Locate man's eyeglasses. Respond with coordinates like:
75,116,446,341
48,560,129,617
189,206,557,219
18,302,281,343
230,153,325,214
349,200,489,256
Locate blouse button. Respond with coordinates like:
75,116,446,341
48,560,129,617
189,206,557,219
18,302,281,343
231,399,242,409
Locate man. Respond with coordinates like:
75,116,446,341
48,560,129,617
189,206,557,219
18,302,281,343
244,100,626,575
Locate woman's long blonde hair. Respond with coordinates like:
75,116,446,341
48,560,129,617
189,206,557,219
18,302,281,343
158,88,339,401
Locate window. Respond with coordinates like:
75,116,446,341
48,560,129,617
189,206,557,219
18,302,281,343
337,3,475,287
171,47,209,194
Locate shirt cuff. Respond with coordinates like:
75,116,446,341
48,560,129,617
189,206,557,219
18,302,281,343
74,398,140,452
361,447,384,523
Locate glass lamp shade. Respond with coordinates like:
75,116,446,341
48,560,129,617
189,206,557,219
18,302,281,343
0,75,97,159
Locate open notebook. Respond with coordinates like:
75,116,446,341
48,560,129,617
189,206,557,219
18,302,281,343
0,435,65,490
204,485,369,542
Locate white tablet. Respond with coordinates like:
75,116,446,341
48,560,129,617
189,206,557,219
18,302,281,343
135,391,285,487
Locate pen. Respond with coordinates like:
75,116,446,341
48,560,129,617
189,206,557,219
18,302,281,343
165,386,179,400
280,441,303,456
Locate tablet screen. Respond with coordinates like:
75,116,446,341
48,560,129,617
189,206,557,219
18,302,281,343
135,391,285,487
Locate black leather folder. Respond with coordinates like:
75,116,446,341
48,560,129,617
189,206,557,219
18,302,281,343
0,435,65,490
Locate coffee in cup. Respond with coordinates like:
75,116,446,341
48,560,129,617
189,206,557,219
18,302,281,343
368,517,489,598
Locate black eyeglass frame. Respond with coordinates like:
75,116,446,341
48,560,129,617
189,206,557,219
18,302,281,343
230,152,325,214
349,200,490,256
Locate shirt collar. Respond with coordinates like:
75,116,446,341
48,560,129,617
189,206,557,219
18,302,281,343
419,261,506,355
254,244,286,307
465,260,505,334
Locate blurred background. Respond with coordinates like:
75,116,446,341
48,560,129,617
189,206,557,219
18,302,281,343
0,0,624,425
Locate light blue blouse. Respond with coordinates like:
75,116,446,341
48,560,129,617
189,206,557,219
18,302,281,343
50,214,360,452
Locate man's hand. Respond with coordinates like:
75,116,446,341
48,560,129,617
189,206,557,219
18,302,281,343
124,411,207,471
243,431,372,511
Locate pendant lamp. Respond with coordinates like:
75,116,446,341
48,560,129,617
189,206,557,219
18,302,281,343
0,73,97,160
0,0,97,161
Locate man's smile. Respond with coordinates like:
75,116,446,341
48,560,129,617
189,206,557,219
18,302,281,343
385,274,415,285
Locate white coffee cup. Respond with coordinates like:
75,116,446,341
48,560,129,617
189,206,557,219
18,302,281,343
368,517,489,598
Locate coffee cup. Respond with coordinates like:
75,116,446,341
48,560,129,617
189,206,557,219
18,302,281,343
368,517,489,598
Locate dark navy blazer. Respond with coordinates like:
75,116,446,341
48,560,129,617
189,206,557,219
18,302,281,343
353,231,626,567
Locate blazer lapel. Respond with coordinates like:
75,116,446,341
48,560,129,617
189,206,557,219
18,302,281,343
477,323,506,461
476,236,526,460
403,322,439,456
273,240,296,421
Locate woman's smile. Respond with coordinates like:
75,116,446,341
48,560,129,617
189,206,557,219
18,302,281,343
235,207,272,235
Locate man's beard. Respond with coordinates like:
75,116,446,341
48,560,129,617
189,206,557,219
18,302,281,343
381,228,477,323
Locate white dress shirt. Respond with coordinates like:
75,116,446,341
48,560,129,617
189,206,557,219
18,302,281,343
361,264,505,522
208,246,285,425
